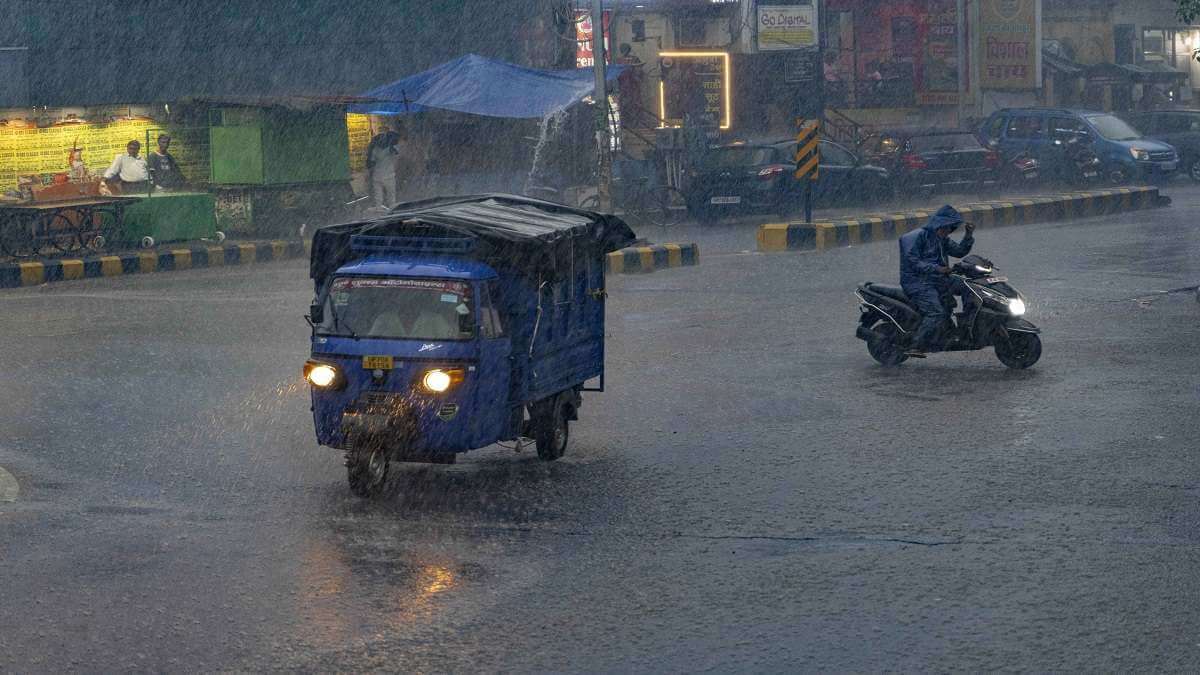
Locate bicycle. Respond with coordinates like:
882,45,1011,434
579,176,685,227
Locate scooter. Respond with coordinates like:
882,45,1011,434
853,254,1042,369
1054,134,1102,187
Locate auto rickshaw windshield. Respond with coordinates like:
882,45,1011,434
318,276,474,341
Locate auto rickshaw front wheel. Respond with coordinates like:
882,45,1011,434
534,397,570,462
346,446,388,498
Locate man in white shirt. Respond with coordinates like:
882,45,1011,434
366,130,400,208
103,140,150,194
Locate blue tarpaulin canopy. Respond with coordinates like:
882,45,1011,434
349,53,624,119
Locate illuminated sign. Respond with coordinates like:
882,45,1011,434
657,51,732,130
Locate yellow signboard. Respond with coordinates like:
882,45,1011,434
979,0,1041,90
757,5,818,51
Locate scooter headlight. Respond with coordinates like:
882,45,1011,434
304,361,342,389
1009,298,1027,316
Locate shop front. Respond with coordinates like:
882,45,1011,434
0,105,218,257
822,0,970,127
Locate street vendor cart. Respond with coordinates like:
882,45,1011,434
0,195,140,258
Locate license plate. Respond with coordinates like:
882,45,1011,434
1084,171,1099,178
710,196,741,205
1025,172,1038,179
362,355,394,370
983,276,1008,284
1160,161,1178,171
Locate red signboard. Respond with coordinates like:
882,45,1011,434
575,10,612,69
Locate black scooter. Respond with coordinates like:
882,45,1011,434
1054,133,1102,187
854,254,1042,369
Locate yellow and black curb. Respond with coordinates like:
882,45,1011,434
2,238,699,287
606,242,700,274
756,187,1169,253
0,240,308,289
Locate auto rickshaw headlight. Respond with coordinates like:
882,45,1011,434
304,361,342,389
422,368,464,393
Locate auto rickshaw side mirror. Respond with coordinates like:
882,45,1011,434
309,303,324,325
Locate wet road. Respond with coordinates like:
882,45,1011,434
2,185,1199,671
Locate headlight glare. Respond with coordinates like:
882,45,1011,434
1009,298,1027,316
423,369,452,393
306,364,338,388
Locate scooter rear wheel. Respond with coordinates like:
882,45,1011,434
995,332,1042,369
866,322,909,366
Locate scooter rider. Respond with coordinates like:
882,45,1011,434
899,205,975,352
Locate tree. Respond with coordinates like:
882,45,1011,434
1179,0,1200,24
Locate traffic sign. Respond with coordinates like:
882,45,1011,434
794,118,820,181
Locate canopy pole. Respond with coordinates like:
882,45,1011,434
591,0,612,212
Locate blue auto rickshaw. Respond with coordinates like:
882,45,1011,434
304,194,635,497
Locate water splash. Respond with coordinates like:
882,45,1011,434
523,106,570,199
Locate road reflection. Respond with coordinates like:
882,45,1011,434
294,528,459,650
287,449,636,652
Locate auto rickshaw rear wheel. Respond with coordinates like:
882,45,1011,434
534,397,570,461
346,446,388,498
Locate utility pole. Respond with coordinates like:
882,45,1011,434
956,0,967,128
591,0,612,211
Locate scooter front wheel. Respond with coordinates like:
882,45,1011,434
995,332,1042,369
866,322,909,366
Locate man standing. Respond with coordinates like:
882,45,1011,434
366,128,400,208
616,43,645,129
148,134,187,190
899,205,975,353
102,140,149,194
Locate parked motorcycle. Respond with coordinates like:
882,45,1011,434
996,149,1040,188
853,254,1042,369
1054,133,1102,187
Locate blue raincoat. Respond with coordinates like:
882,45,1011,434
898,205,973,348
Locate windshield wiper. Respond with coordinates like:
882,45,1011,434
327,303,358,339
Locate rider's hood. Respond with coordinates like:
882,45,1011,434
924,205,963,233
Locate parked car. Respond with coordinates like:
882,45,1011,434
684,139,892,221
980,107,1178,184
1126,109,1200,182
859,129,1004,194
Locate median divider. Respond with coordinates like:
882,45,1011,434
606,242,700,274
0,240,309,289
756,187,1169,253
3,238,701,288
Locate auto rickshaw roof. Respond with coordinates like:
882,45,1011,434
311,194,636,286
334,255,499,281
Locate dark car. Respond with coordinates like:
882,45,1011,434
859,129,1000,194
684,139,892,220
1126,109,1200,181
980,107,1178,184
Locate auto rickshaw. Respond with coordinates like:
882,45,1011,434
304,194,635,497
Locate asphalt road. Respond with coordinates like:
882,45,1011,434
1,185,1199,672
